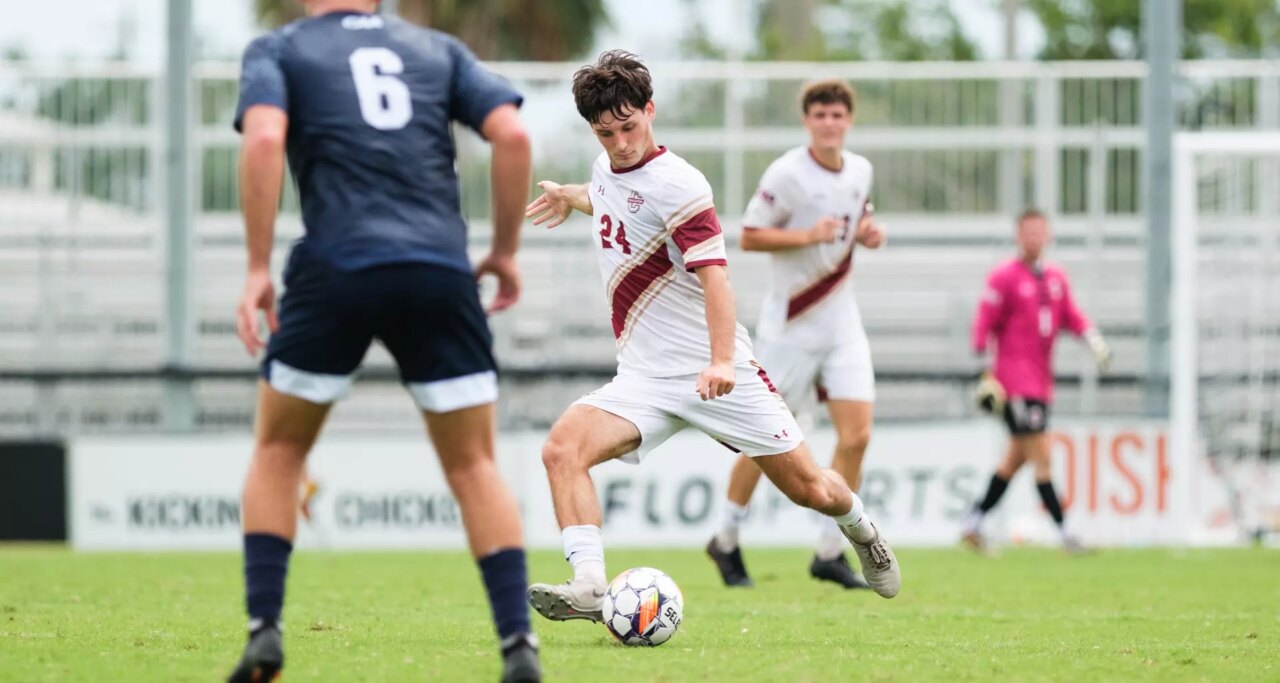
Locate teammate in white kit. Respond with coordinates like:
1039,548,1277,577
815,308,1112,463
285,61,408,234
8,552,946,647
523,51,900,623
707,80,886,590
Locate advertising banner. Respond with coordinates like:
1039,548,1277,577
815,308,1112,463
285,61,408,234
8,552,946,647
69,420,1187,550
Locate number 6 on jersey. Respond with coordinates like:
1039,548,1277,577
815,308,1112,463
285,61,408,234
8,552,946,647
349,47,413,130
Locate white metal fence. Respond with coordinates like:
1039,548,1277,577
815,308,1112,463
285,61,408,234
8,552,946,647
4,60,1278,231
2,60,1278,434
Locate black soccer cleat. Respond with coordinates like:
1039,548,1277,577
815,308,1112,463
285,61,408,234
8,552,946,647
227,624,283,683
706,538,754,587
809,553,871,590
500,633,541,683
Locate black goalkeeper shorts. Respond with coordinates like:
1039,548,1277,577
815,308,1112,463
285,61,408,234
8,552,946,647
1003,397,1049,435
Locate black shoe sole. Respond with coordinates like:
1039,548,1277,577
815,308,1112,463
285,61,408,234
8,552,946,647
502,649,542,683
810,572,871,590
810,559,871,590
227,661,282,683
227,627,284,683
503,669,541,683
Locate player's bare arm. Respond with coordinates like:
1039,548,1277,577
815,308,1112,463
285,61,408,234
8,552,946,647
526,181,593,228
741,216,840,252
694,264,738,401
235,105,288,356
476,103,532,314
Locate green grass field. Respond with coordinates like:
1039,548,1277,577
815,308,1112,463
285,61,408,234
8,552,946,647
1,546,1277,682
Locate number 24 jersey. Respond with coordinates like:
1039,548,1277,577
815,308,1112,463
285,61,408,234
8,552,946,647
586,147,755,378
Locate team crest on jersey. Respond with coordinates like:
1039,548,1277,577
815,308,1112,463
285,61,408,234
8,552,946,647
596,184,605,196
627,191,645,213
759,190,776,205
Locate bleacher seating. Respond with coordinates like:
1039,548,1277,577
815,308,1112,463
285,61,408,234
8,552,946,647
1,206,1155,435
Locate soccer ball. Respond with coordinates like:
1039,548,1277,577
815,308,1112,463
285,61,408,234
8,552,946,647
602,567,683,646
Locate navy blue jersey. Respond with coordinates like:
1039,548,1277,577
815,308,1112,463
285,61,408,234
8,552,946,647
234,11,522,274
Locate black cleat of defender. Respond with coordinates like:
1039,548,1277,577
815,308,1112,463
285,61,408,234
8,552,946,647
501,633,541,683
227,624,283,683
809,553,871,590
706,539,754,587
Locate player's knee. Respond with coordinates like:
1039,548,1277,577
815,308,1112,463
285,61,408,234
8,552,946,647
541,438,582,476
836,428,870,460
997,448,1024,477
253,437,309,467
854,424,872,452
443,456,496,490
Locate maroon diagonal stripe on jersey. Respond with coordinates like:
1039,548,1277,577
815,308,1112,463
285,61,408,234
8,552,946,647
611,245,675,339
787,245,855,321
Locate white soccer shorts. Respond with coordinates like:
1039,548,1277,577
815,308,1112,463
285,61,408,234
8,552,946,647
754,329,876,412
573,363,804,465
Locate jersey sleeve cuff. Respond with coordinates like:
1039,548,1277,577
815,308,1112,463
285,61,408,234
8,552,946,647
685,258,728,272
234,99,288,133
460,92,525,135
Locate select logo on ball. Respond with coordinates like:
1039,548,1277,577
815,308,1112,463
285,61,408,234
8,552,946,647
602,567,684,647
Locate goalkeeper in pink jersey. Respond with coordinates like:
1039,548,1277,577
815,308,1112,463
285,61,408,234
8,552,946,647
963,209,1111,554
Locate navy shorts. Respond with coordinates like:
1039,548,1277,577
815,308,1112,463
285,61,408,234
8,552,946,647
263,253,497,413
1003,397,1049,435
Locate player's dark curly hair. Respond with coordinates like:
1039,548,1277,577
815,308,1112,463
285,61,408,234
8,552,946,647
800,79,856,115
571,50,654,125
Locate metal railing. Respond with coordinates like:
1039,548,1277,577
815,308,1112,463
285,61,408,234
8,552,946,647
4,60,1279,229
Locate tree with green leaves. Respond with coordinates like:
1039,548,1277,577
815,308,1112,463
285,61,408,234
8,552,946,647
254,0,609,60
749,0,977,61
1028,0,1280,59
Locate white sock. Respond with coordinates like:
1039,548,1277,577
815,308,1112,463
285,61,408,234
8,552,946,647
963,509,984,535
714,501,750,552
561,524,606,587
815,517,845,561
832,492,876,544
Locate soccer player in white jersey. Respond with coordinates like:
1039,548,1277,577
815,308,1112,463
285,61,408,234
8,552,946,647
708,80,886,590
522,51,900,624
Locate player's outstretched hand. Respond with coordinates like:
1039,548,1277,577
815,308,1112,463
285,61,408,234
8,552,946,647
236,269,278,357
696,362,736,401
526,181,575,228
476,251,522,314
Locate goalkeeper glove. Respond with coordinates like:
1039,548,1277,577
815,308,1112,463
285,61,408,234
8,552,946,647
1085,329,1111,372
975,371,1006,416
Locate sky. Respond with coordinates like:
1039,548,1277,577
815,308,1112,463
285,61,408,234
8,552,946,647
0,0,1047,64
